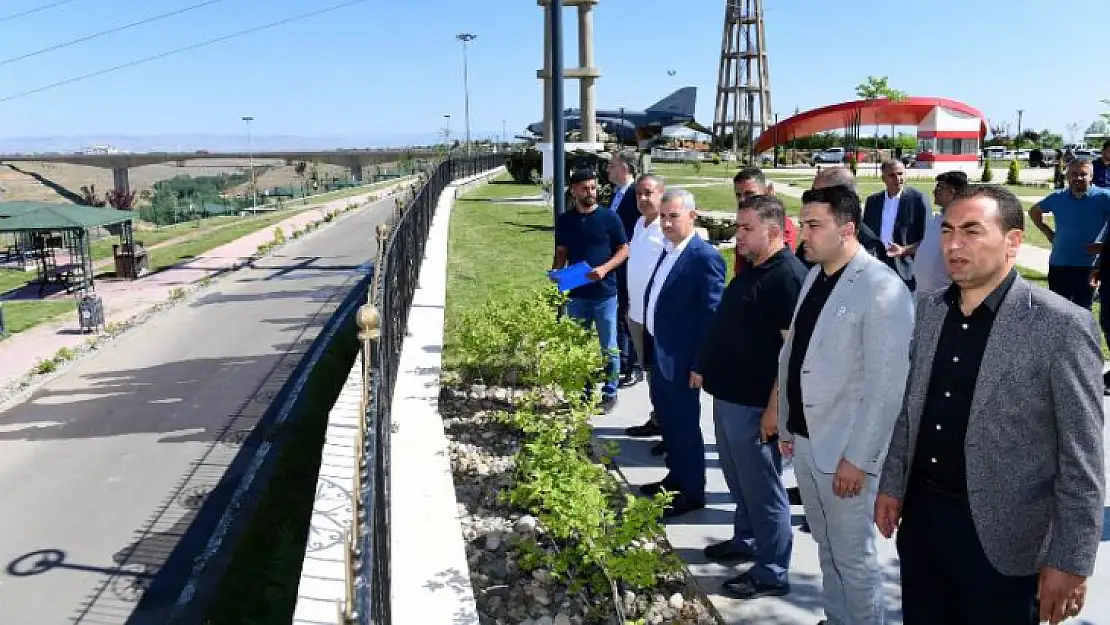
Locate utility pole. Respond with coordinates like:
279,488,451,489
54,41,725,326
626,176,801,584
444,114,451,149
502,118,507,147
242,116,256,211
456,33,477,156
1016,109,1024,150
550,0,565,222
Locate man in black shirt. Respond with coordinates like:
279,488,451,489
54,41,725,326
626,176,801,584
877,186,1105,625
694,195,806,599
552,168,629,411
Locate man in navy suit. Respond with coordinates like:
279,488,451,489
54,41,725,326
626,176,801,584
863,159,932,291
608,151,644,387
638,189,726,517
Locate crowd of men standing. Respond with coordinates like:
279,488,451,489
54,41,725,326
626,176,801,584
550,152,1105,625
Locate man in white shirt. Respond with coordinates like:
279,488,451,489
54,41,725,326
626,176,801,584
862,160,932,291
913,171,969,293
624,174,667,441
608,151,644,387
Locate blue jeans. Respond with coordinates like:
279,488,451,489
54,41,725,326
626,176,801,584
566,296,619,399
713,398,792,585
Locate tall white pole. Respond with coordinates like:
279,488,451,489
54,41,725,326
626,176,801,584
457,33,476,156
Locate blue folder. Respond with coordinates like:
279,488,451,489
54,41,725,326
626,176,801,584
547,261,593,293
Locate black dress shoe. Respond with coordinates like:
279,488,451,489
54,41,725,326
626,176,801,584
703,540,755,562
651,441,666,456
638,481,678,497
723,572,790,599
619,369,644,388
799,519,811,534
787,486,802,505
625,419,660,437
663,495,705,518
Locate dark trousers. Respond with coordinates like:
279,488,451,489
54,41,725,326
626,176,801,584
1048,265,1094,309
898,483,1038,625
615,268,639,375
647,332,705,499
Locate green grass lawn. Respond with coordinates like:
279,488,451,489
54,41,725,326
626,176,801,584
1,300,74,337
147,208,311,270
445,177,549,366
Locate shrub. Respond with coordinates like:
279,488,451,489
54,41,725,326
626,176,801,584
981,158,993,183
848,156,858,176
34,358,57,374
1007,159,1021,185
272,227,286,245
54,347,75,363
456,285,682,604
168,287,187,300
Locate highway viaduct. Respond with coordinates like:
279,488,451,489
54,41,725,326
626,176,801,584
0,148,442,196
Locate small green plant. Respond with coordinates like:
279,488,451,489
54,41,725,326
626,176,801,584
981,158,994,182
169,287,186,300
198,275,214,288
1006,158,1021,185
34,358,57,374
53,346,75,363
848,155,859,176
256,243,271,256
272,227,286,245
104,321,125,335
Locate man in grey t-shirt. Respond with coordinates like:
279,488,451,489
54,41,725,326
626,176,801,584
913,171,969,293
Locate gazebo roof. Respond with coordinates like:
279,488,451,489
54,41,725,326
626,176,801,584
0,200,62,219
0,203,131,232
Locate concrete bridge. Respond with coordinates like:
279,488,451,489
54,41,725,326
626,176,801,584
0,148,442,195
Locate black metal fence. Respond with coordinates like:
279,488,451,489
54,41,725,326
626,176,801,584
348,152,501,625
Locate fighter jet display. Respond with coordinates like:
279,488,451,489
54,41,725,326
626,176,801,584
526,87,698,144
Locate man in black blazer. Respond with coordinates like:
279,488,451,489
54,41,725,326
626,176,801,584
608,150,643,387
863,160,932,291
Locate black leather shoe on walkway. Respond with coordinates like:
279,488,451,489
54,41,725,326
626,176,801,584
625,417,660,437
663,495,705,518
723,572,790,599
703,540,755,563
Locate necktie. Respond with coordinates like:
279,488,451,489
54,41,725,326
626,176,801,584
643,249,669,325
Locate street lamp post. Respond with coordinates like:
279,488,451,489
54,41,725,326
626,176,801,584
242,116,256,211
550,0,566,222
444,114,451,149
456,33,477,156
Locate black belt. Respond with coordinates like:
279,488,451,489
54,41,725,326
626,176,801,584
911,475,969,506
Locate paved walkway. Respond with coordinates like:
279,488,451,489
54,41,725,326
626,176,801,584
0,189,404,624
0,182,410,402
594,382,1110,625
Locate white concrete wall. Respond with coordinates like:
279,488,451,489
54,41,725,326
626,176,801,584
387,165,504,624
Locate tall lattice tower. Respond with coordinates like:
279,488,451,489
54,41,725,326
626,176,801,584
712,0,772,157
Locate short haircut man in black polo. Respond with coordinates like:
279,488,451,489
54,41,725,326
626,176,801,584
693,194,807,599
552,168,629,411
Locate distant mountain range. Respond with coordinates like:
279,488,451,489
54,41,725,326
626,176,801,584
0,132,489,154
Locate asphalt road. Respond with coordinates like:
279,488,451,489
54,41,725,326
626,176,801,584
0,197,392,625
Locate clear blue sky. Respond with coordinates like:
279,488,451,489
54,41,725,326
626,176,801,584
0,0,1102,145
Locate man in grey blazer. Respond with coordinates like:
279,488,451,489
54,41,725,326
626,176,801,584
778,185,914,625
863,159,932,291
876,185,1105,625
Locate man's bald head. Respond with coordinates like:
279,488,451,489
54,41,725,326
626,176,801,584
812,166,856,191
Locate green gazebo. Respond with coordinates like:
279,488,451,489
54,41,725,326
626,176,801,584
0,201,140,296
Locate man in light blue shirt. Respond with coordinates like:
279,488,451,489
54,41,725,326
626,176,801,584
1029,158,1110,309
